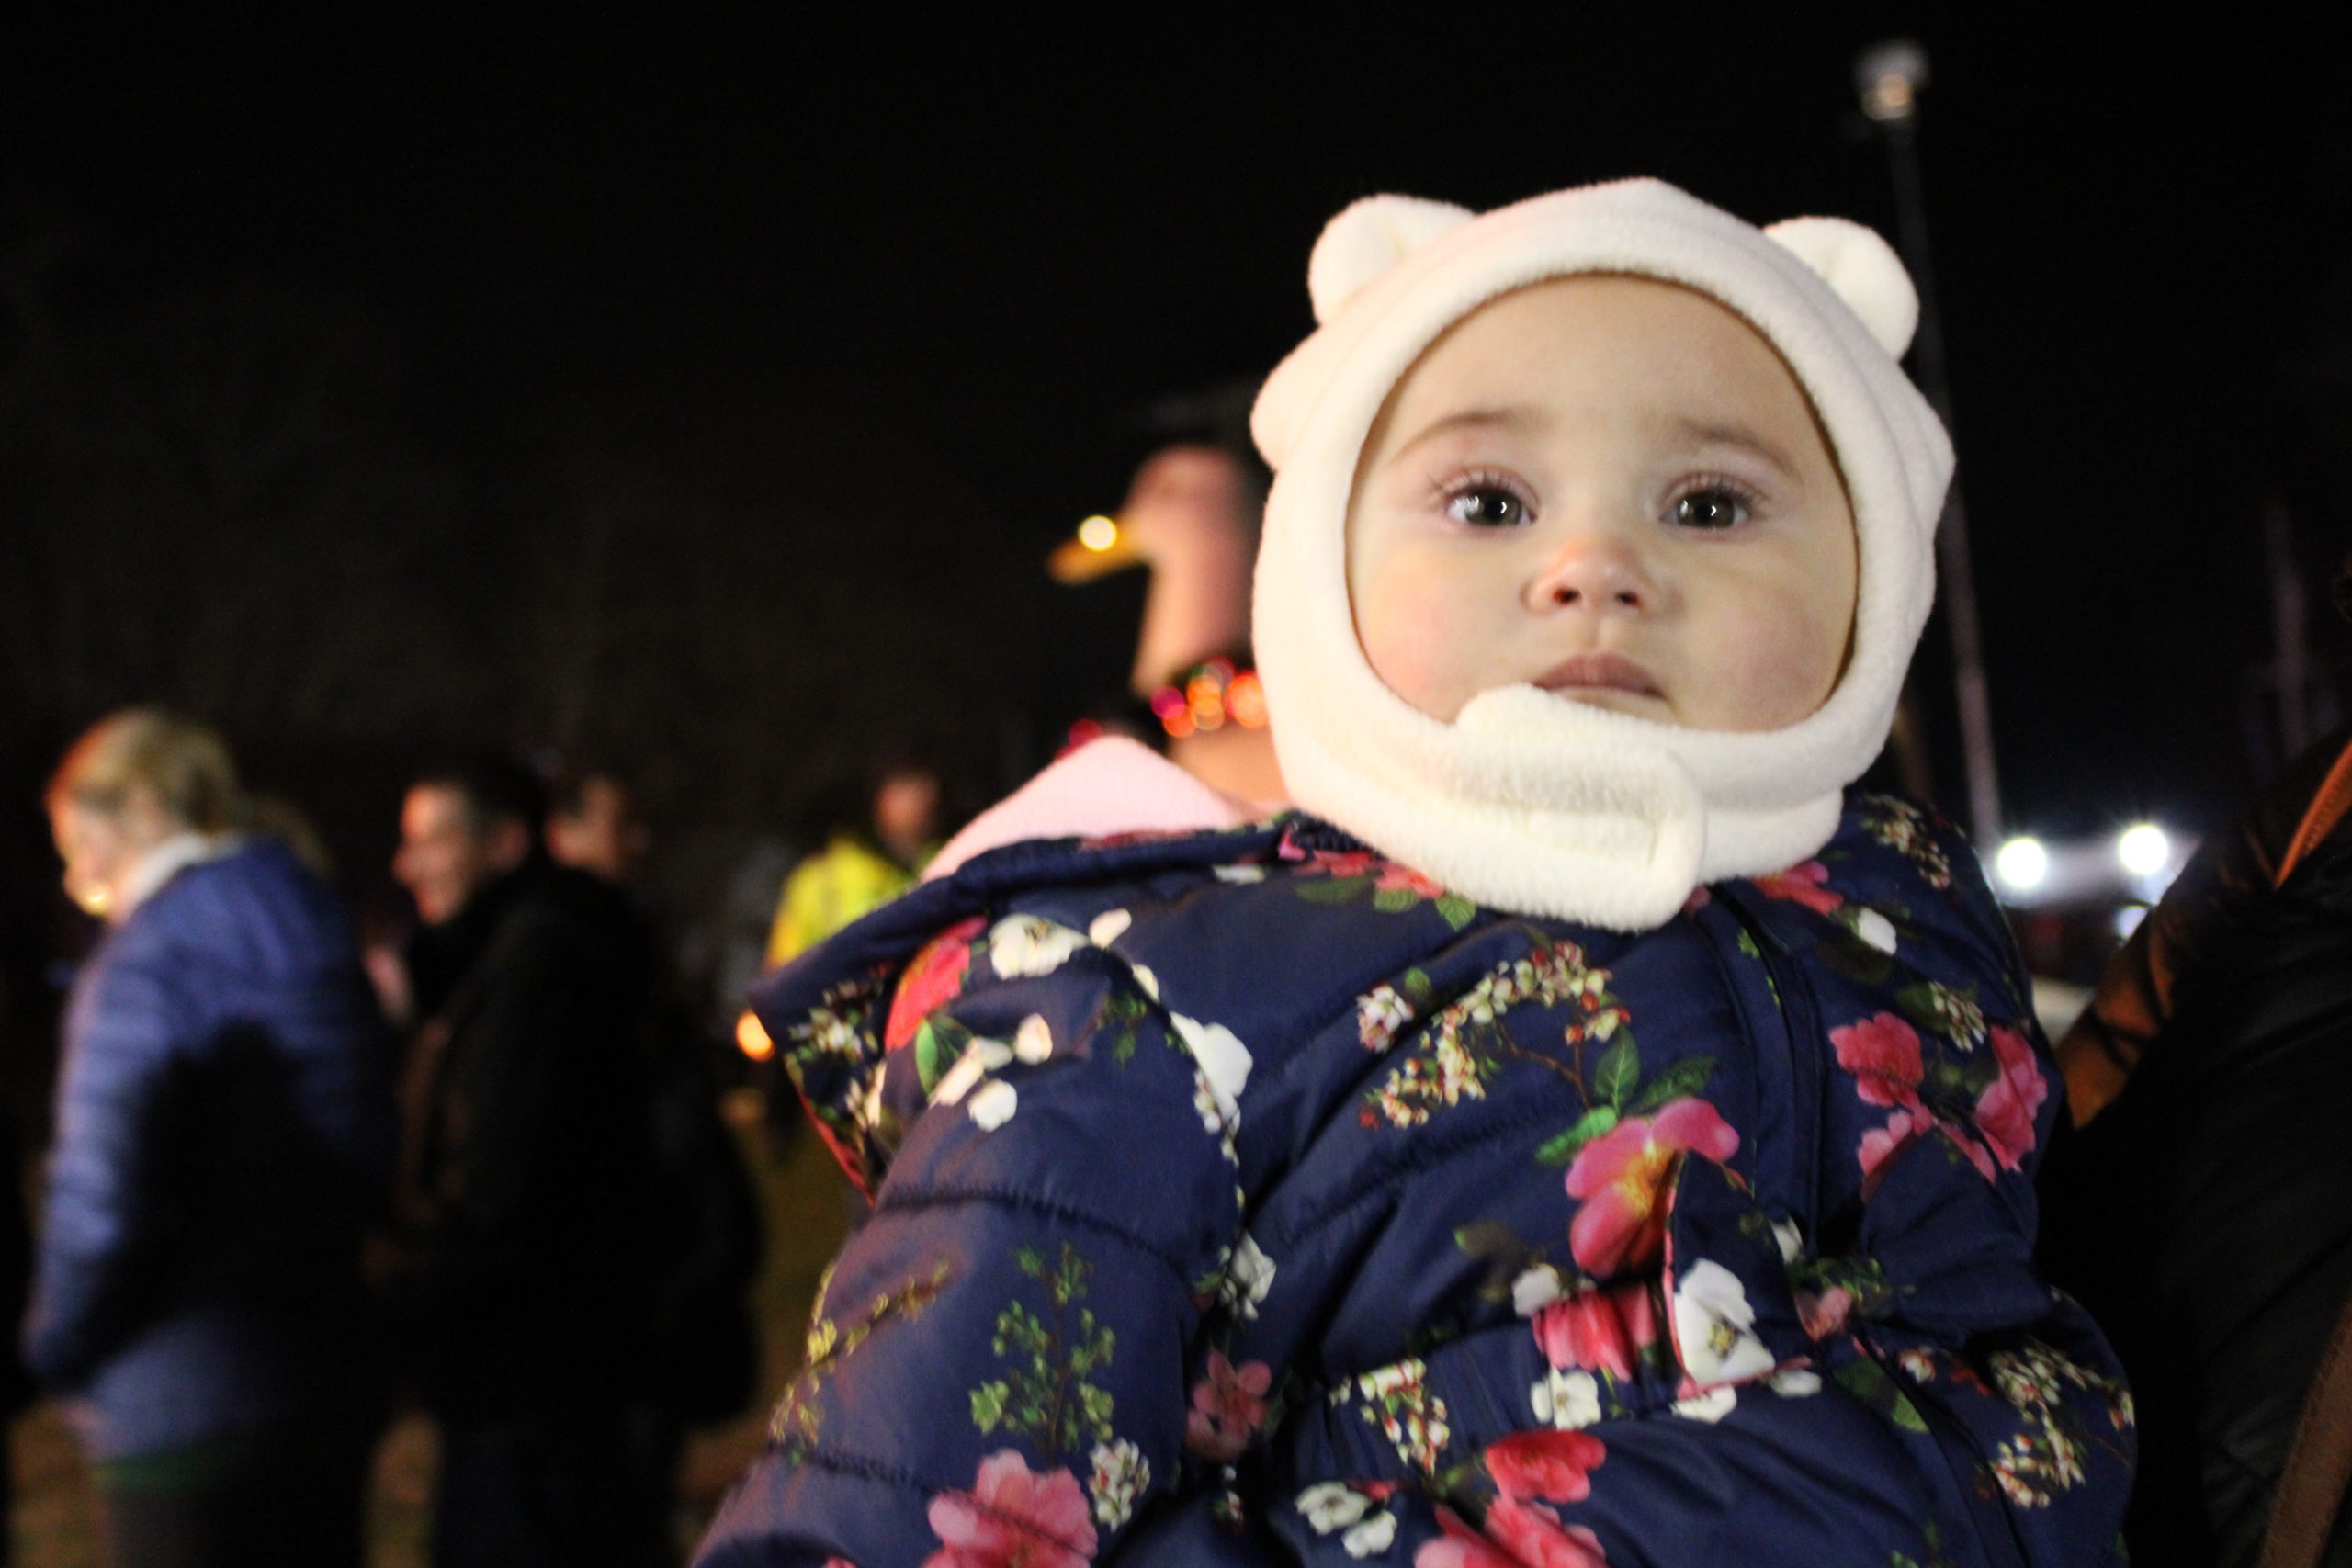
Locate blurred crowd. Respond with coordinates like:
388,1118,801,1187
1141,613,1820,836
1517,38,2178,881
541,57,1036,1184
0,441,1264,1568
0,708,970,1568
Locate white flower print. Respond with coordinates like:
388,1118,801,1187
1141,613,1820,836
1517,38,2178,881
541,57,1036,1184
1130,963,1161,1002
1298,1483,1372,1533
931,1037,1012,1105
1672,1385,1738,1423
1512,1264,1564,1317
1089,908,1133,946
1220,1231,1276,1320
1342,1513,1397,1558
1672,1259,1777,1384
1013,1013,1055,1064
1193,1077,1227,1140
1850,908,1899,954
1355,983,1415,1053
1214,863,1267,884
850,1068,887,1133
1171,1014,1253,1125
989,914,1090,978
1770,1218,1804,1264
1088,1438,1149,1529
967,1080,1018,1130
1768,1368,1823,1397
1531,1369,1602,1430
1297,1483,1396,1558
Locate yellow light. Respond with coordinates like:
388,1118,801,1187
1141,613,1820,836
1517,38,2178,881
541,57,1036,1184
736,1010,775,1062
1078,515,1119,552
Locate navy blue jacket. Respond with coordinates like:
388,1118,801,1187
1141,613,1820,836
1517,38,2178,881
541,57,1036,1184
25,835,395,1459
699,795,2132,1568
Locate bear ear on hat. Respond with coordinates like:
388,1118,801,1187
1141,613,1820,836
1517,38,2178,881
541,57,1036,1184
1764,216,1919,359
1307,195,1476,325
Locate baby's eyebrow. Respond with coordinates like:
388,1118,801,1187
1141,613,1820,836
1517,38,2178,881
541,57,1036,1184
1388,405,1544,459
1669,417,1802,482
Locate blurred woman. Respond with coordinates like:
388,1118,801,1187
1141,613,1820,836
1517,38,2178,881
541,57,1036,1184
24,709,394,1568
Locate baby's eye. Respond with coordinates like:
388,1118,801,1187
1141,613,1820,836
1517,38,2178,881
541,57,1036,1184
1445,485,1529,528
1669,485,1751,531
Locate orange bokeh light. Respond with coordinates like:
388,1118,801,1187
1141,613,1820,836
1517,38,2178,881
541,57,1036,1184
736,1010,775,1061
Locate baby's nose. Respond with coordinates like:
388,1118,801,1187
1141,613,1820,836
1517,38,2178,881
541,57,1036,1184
1527,536,1659,615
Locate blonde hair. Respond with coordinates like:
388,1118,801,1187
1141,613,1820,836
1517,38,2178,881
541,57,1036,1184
48,708,244,833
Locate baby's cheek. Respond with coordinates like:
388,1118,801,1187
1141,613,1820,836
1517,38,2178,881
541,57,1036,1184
1353,570,1471,721
1709,598,1848,731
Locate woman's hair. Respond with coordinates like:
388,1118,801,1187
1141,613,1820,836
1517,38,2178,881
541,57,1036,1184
47,707,244,833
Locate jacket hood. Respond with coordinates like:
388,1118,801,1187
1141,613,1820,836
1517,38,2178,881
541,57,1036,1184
1250,178,1953,931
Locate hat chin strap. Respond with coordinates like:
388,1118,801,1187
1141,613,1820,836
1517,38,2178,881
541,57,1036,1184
1283,680,1848,932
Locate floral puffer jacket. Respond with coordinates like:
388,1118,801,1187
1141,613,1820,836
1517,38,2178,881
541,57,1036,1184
696,793,2132,1568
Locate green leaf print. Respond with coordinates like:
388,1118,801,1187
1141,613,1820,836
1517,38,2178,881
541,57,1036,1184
1817,928,1895,987
1097,989,1151,1066
1434,893,1477,931
969,1242,1119,1461
1834,1359,1929,1434
1628,1056,1718,1114
913,1016,967,1097
971,1381,1008,1431
1295,876,1371,905
1535,1105,1620,1166
1595,1037,1640,1110
1373,885,1419,913
772,1260,952,1448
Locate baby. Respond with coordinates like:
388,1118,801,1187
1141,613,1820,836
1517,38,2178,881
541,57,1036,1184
696,181,2132,1568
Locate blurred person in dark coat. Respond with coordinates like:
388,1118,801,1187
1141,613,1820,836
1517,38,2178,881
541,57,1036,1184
545,768,653,888
545,761,764,1536
25,709,394,1568
385,755,673,1568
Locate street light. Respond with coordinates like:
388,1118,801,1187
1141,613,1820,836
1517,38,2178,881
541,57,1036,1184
2117,823,2171,879
1996,836,2049,893
1855,40,1929,123
1853,39,2004,853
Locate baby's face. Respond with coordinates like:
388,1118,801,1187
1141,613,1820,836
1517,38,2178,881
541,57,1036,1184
1345,276,1858,731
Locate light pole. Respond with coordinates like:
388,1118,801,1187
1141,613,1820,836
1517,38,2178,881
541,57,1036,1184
1856,39,2006,849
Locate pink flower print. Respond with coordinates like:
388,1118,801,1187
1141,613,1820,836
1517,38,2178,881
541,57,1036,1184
1374,862,1447,899
1796,1283,1854,1340
1485,1428,1608,1504
1532,1281,1657,1381
1487,1500,1609,1568
1973,1025,2048,1171
923,1450,1099,1568
1417,1502,1609,1568
1857,1106,1931,1198
1299,848,1375,877
885,917,987,1051
1858,1107,1996,1199
1565,1100,1740,1277
1281,838,1446,897
1830,1013,1926,1110
1752,861,1843,916
1183,1351,1272,1461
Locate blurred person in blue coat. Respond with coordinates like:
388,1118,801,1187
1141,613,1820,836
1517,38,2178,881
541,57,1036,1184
25,709,395,1568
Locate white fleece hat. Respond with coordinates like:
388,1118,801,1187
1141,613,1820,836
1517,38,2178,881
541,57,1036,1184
1249,178,1953,931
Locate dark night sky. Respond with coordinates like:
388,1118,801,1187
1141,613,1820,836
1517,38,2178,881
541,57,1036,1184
9,9,2352,844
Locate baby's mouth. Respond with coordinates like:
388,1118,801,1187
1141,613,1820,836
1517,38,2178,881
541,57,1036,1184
1535,653,1664,701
